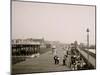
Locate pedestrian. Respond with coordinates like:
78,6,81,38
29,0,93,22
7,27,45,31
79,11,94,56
71,55,76,70
76,61,81,70
56,56,60,64
52,45,57,56
67,54,71,68
63,55,67,65
54,55,59,64
54,55,57,64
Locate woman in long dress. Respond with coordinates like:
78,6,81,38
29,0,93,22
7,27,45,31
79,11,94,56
52,46,57,56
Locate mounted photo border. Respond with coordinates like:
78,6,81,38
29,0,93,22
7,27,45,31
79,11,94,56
11,0,96,75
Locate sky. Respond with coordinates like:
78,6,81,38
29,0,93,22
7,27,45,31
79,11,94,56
12,1,95,45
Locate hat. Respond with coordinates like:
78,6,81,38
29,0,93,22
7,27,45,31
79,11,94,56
52,45,56,49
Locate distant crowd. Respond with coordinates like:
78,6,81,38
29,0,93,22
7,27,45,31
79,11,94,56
52,45,87,70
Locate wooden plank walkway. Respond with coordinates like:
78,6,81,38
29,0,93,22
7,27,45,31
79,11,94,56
12,47,71,74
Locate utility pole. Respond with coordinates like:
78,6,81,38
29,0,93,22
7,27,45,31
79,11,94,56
86,28,89,67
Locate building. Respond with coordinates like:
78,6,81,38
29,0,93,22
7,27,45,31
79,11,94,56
12,38,45,56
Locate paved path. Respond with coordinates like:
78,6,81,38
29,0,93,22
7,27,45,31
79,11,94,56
12,47,71,74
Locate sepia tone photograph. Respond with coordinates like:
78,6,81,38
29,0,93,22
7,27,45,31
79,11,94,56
11,0,96,74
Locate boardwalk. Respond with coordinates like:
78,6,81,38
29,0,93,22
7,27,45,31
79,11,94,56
12,47,71,74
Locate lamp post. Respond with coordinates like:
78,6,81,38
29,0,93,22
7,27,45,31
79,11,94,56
86,28,89,66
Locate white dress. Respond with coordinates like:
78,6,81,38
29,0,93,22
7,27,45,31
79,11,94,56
52,48,57,56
